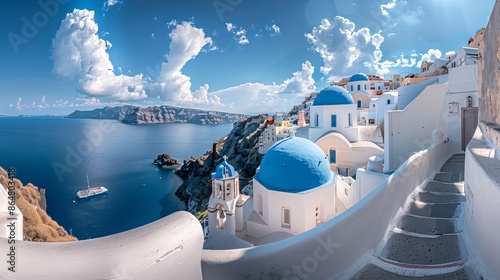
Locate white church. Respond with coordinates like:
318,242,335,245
206,137,337,249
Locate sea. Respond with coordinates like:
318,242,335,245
0,116,234,239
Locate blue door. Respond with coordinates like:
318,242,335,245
331,115,337,127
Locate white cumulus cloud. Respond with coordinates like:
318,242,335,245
210,61,316,113
150,21,221,106
51,9,147,101
417,49,442,67
305,16,386,77
280,61,316,94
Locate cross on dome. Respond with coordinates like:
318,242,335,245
223,155,228,161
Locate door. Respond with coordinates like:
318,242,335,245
461,107,478,150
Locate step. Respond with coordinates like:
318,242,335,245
408,201,462,219
350,264,478,280
424,181,464,194
433,172,462,183
440,162,465,173
380,233,466,265
396,214,459,235
412,191,465,204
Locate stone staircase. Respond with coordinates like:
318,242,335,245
350,154,482,279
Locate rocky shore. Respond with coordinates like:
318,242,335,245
68,105,246,125
175,114,268,214
0,168,76,242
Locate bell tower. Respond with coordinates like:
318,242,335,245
207,156,242,240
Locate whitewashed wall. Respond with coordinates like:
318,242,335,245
0,211,204,280
385,83,448,171
0,184,23,241
398,77,439,109
464,127,500,278
202,139,452,279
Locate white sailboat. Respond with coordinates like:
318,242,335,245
76,174,108,199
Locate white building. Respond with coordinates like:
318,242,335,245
207,137,337,248
258,118,294,154
448,47,478,69
345,73,371,95
365,91,398,125
309,86,359,142
249,137,336,238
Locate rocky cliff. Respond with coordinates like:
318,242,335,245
175,114,268,214
0,168,77,242
68,105,246,125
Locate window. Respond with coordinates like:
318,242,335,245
387,99,391,105
282,207,291,228
364,84,367,90
351,85,353,91
357,100,362,108
357,84,361,91
329,149,336,163
348,113,352,127
331,114,337,127
315,114,319,127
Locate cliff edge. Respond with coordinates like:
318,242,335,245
68,105,246,125
175,114,268,214
0,167,76,242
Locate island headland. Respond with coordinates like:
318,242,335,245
67,105,247,125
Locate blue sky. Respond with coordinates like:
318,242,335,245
0,0,495,115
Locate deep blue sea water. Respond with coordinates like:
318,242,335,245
0,116,233,239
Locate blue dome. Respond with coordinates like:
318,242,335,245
313,86,354,106
255,137,333,193
349,73,369,82
212,160,237,179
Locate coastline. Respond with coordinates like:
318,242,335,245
0,167,77,242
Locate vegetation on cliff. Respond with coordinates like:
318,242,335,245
175,114,268,214
0,168,76,242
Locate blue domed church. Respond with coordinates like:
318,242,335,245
309,85,359,142
247,137,336,241
206,138,336,248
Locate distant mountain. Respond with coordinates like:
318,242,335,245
67,105,247,125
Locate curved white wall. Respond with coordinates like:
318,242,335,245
0,211,203,280
465,128,500,278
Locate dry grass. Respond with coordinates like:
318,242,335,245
0,167,77,242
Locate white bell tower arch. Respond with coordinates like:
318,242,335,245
207,156,242,239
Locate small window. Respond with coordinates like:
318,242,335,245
282,207,291,228
331,114,337,127
364,84,367,90
348,113,352,127
315,114,319,127
329,149,336,164
351,85,353,91
357,84,361,91
357,100,362,108
387,99,391,105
